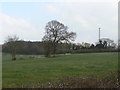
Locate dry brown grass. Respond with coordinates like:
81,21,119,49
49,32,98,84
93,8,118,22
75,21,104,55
19,72,119,88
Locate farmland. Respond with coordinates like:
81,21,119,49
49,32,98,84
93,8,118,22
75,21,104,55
2,52,118,88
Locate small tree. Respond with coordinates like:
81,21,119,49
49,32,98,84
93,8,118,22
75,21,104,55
42,41,52,57
101,38,115,48
4,35,19,60
42,20,76,57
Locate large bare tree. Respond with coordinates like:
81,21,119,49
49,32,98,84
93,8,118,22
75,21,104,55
4,35,19,60
42,20,76,56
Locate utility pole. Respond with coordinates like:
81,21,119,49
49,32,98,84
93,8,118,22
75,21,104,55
99,27,101,42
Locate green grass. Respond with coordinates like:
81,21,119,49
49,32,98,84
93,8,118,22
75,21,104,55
2,52,118,88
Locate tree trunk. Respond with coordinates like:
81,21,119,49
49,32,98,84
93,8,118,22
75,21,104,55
53,43,57,57
12,53,16,60
12,47,16,60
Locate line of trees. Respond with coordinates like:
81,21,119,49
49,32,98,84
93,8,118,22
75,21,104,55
2,38,118,59
2,20,119,60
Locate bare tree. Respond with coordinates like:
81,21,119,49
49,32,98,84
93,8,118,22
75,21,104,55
42,20,76,57
42,36,52,57
5,35,19,60
101,38,115,48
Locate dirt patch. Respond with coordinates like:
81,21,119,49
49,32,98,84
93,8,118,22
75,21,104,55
29,56,46,59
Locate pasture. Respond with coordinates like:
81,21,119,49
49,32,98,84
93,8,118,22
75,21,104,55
2,52,118,88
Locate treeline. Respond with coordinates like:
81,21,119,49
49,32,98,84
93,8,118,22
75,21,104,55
2,40,118,55
2,41,70,55
3,41,44,55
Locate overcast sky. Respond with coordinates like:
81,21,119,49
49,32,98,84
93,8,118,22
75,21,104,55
0,0,118,44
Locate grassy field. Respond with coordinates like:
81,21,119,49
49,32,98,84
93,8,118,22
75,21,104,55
2,52,118,88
